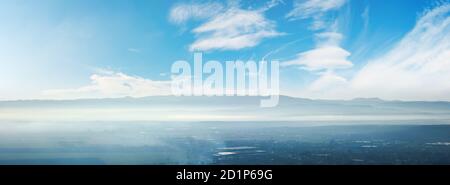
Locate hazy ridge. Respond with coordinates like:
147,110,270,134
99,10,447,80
1,96,450,122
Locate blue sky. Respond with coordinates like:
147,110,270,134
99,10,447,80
1,0,449,101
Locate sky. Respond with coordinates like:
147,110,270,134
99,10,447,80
1,0,449,101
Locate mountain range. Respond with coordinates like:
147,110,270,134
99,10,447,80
1,96,450,123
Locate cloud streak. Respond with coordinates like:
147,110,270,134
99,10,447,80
295,3,450,101
286,0,347,20
282,0,351,95
190,8,282,51
349,3,450,100
286,0,348,30
170,1,283,51
282,45,352,71
42,71,172,99
168,2,225,25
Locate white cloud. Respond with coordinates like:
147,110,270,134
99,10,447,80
348,4,450,101
286,0,348,31
190,8,282,51
282,0,352,98
293,4,450,101
169,2,225,24
282,45,352,71
169,1,283,51
281,20,351,72
42,71,172,99
282,0,351,71
286,0,347,20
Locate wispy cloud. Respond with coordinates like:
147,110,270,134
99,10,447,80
190,8,282,51
282,0,351,93
170,1,283,51
282,45,352,71
42,71,172,99
168,2,225,25
286,0,347,20
286,0,347,30
349,3,450,100
294,3,450,101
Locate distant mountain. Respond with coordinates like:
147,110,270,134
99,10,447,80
1,96,450,122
